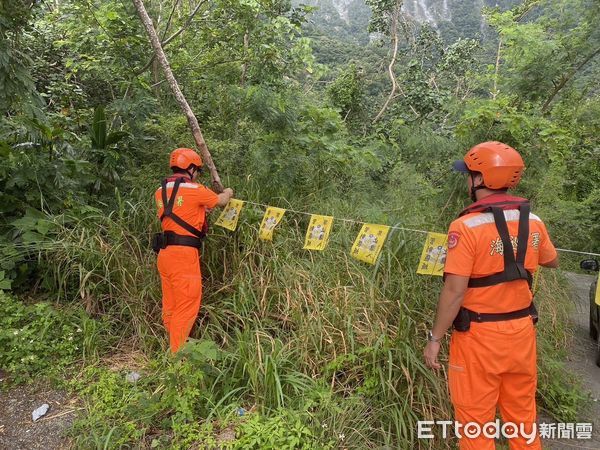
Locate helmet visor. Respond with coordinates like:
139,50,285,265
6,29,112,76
452,160,470,173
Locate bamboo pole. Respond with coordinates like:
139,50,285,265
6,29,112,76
132,0,223,191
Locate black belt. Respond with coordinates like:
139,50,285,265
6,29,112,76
466,302,538,323
163,232,202,248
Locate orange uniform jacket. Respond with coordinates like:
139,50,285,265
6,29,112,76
443,194,557,450
444,199,557,313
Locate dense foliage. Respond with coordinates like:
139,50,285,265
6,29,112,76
0,0,598,447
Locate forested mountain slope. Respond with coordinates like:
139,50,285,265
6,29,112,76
302,0,523,43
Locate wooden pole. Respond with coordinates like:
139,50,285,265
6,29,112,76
132,0,224,191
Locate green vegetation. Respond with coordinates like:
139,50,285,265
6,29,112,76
0,291,88,383
535,270,589,423
0,0,598,447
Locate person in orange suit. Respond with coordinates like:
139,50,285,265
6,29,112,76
423,142,559,449
154,148,233,353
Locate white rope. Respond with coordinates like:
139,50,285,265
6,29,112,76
243,200,429,235
241,200,600,256
555,248,600,257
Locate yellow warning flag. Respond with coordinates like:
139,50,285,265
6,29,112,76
303,215,333,251
215,199,244,231
416,232,448,276
595,272,600,306
258,207,286,241
350,223,390,264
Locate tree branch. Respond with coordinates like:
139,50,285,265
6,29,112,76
541,46,600,113
161,0,181,42
132,0,223,191
163,0,206,46
134,0,206,76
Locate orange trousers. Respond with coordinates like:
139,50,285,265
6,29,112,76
157,246,202,353
448,316,541,450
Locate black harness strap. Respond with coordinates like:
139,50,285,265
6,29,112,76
160,178,206,239
467,303,536,323
468,204,532,289
453,202,538,329
515,203,532,287
163,231,202,248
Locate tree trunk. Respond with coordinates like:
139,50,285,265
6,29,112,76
491,36,502,100
132,0,223,191
240,30,249,87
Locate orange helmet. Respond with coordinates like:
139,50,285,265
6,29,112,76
453,141,524,189
169,148,202,170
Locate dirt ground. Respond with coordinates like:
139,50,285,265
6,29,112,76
0,376,78,450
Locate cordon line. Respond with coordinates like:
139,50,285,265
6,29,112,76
240,200,600,257
555,248,600,257
243,200,428,235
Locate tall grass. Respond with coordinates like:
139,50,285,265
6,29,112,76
40,197,162,349
36,184,582,448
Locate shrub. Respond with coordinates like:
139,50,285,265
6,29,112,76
0,291,100,383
